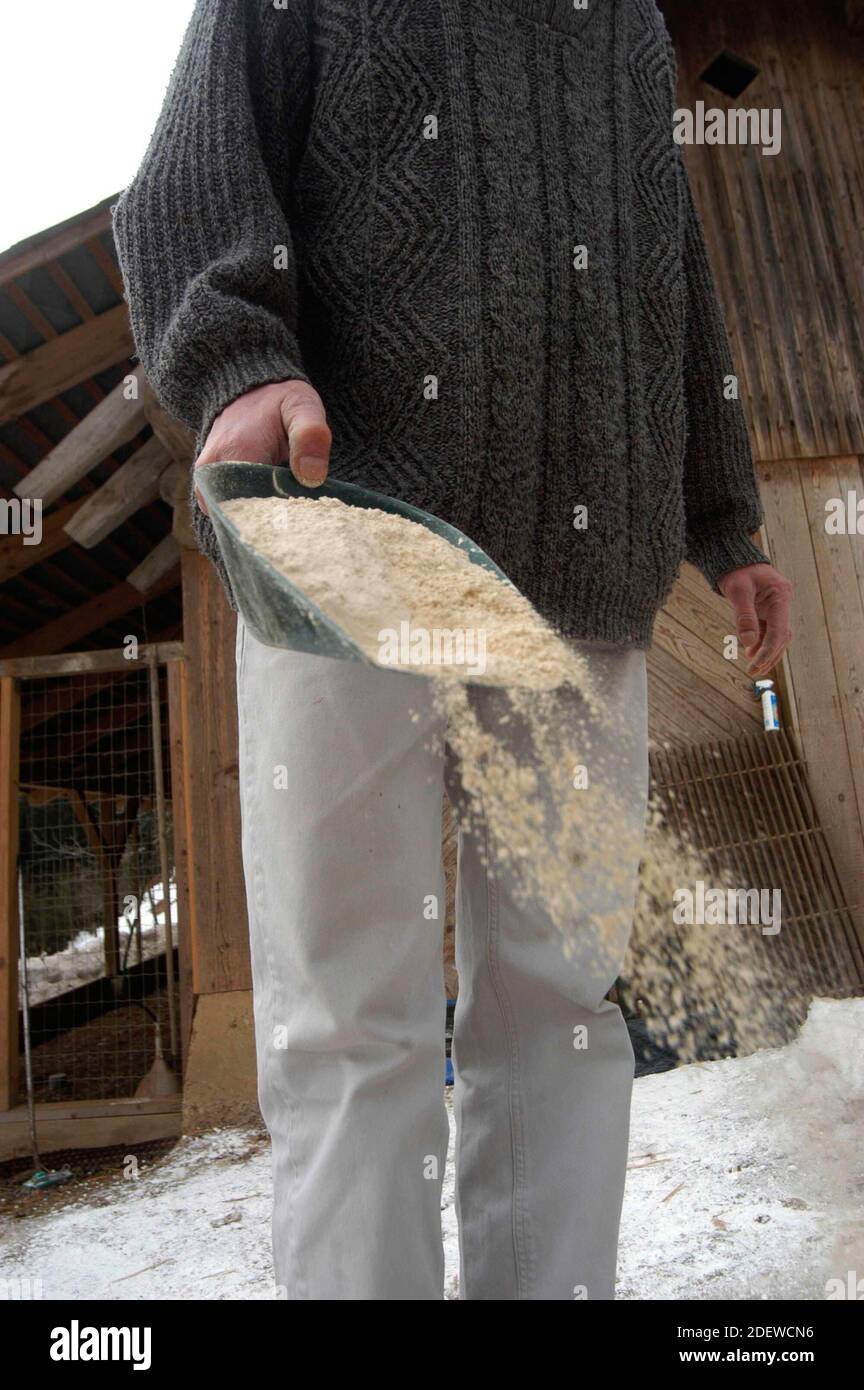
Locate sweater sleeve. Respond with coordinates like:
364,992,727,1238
678,157,771,591
111,0,313,459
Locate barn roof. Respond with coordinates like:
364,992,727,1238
0,194,182,657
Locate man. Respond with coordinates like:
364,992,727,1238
113,0,792,1300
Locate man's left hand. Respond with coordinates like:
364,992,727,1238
717,563,793,678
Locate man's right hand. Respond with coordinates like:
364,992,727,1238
194,379,332,515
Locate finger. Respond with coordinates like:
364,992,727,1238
747,580,793,674
748,609,790,675
738,607,761,655
748,627,792,677
282,387,332,487
194,442,237,518
194,423,278,516
723,578,760,654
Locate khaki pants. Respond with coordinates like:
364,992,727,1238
235,618,648,1300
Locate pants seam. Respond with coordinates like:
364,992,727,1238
480,807,533,1299
450,838,469,1301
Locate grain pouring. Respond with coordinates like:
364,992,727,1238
224,493,802,1061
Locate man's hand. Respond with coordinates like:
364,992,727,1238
194,379,331,515
717,563,793,678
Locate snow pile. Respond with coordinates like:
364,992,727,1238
0,999,860,1300
618,997,864,1300
19,883,178,1008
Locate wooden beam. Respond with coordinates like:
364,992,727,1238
181,550,250,994
158,459,192,507
0,498,85,583
13,367,146,506
66,787,104,855
167,659,196,1072
47,263,96,324
19,785,72,806
127,534,181,594
1,425,153,595
0,677,21,1110
0,641,184,679
0,305,133,425
162,461,197,548
85,235,125,300
0,199,115,289
73,794,141,978
63,435,170,549
0,568,180,659
142,381,195,464
173,496,197,550
0,1097,181,1162
6,283,56,343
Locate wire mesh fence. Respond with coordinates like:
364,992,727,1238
647,730,864,999
15,660,179,1104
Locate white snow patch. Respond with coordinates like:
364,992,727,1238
618,997,864,1300
19,883,178,1008
1,998,860,1300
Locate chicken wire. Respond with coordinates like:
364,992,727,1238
15,664,179,1103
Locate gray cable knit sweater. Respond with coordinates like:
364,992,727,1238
112,0,769,648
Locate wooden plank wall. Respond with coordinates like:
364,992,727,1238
166,658,197,1068
648,563,764,746
758,455,864,936
653,1,864,947
178,552,251,995
662,0,864,462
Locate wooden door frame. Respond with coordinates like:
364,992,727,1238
0,643,188,1117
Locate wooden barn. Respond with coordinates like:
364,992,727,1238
1,0,863,1158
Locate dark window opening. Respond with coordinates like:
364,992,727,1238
699,51,760,99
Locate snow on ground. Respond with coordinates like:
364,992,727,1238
1,999,860,1300
618,998,864,1300
20,885,178,1008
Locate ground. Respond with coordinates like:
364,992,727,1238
1,999,861,1301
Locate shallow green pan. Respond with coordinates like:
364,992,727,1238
195,462,514,666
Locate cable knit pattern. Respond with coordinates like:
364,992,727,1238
466,3,547,576
556,10,627,567
111,0,768,649
624,0,687,579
